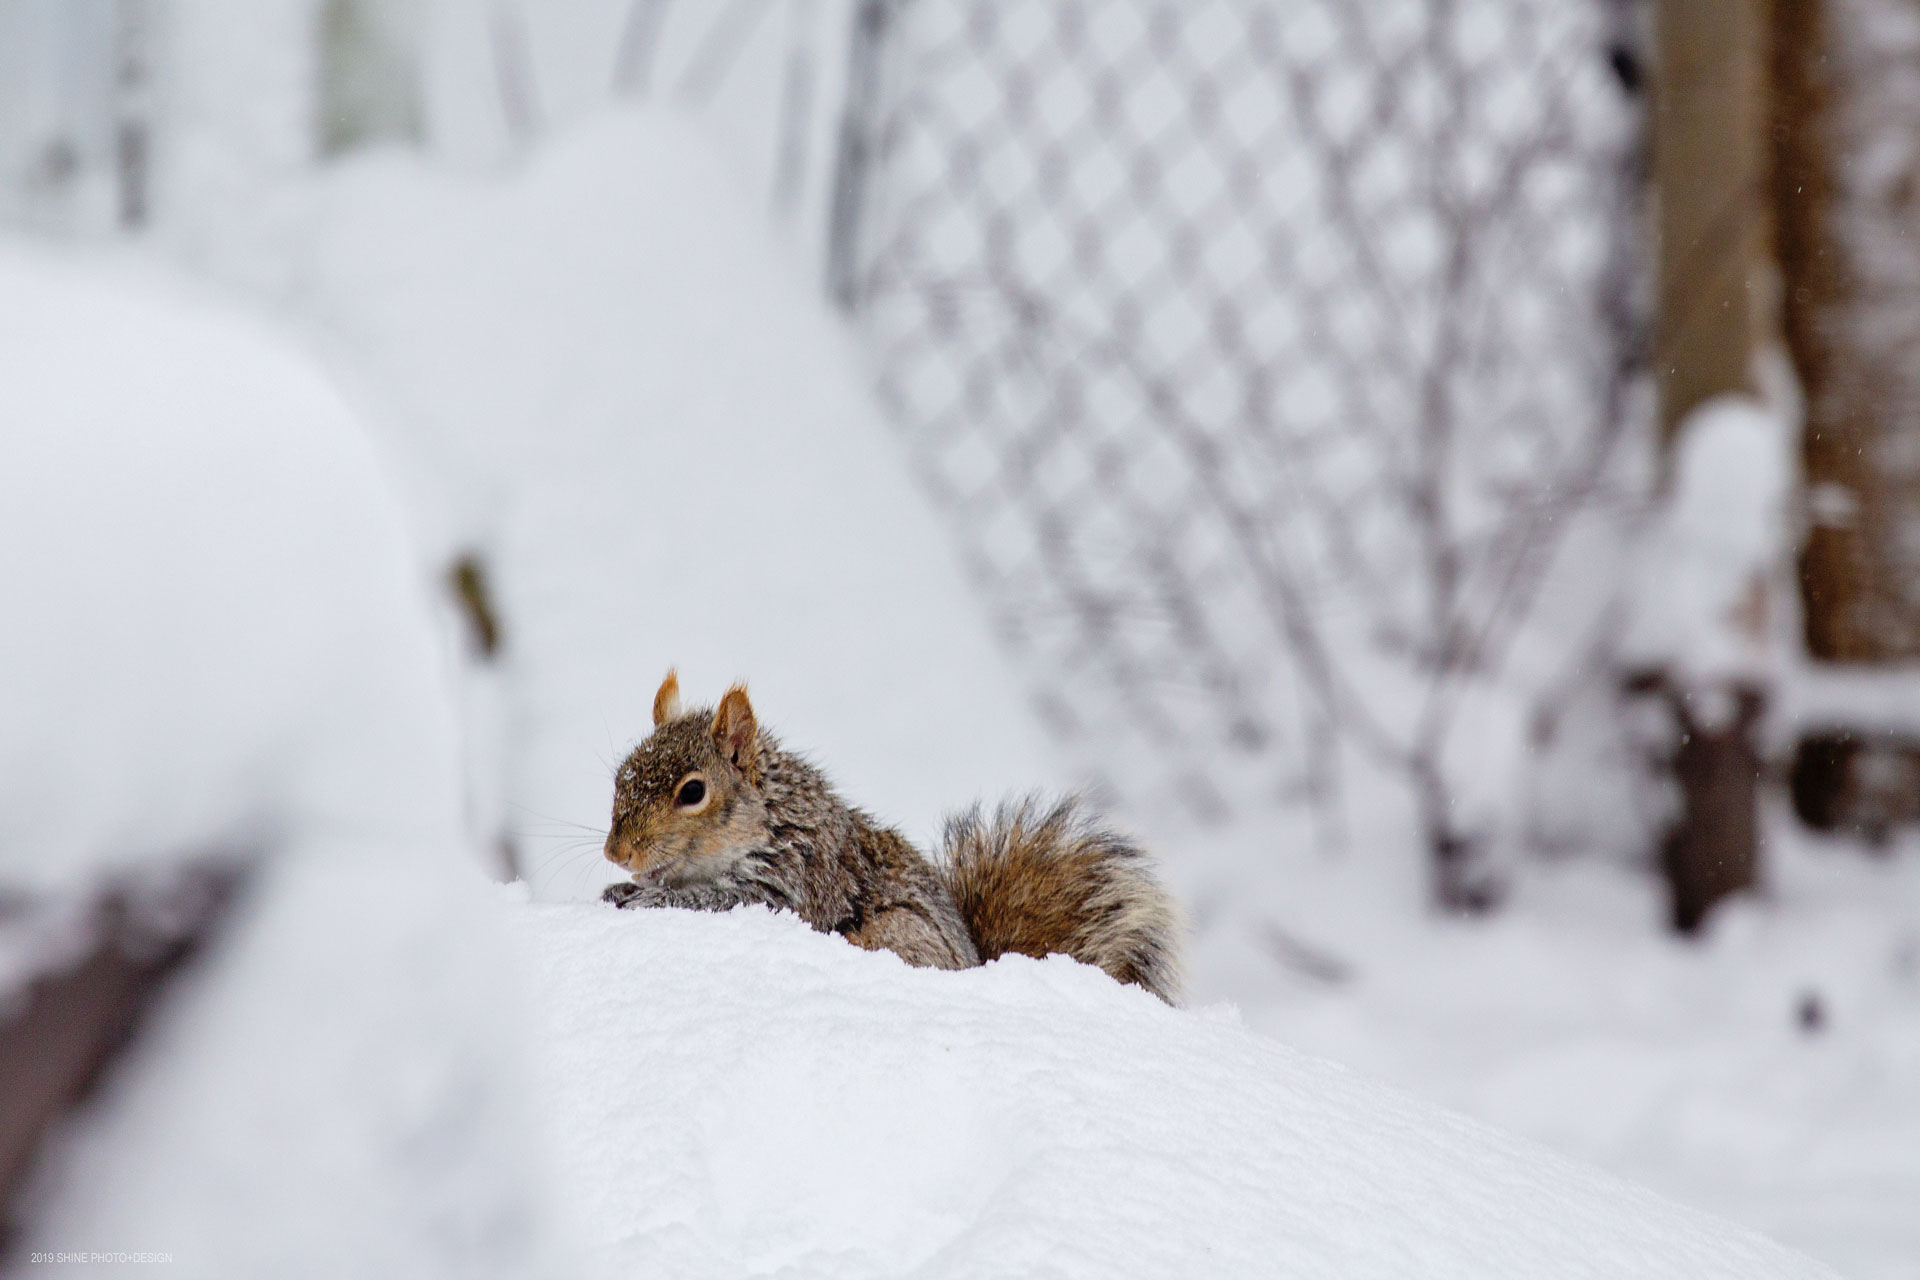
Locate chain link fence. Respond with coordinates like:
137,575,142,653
830,0,1650,852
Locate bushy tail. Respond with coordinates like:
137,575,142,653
938,796,1182,1004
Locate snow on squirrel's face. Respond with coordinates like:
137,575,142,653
604,672,772,887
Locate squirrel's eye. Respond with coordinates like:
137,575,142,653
674,776,708,809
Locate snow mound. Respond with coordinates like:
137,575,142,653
0,242,554,1274
21,855,553,1278
516,900,1833,1280
0,239,463,889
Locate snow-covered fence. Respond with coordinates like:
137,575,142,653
831,0,1651,895
489,0,848,232
0,1,850,247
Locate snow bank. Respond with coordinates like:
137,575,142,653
0,242,554,1274
0,239,462,888
292,107,1059,897
20,860,553,1278
516,898,1831,1280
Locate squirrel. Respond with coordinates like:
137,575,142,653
600,671,1182,1003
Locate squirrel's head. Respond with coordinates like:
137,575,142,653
604,670,773,886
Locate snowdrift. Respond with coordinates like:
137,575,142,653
0,242,550,1276
517,899,1834,1280
0,242,462,888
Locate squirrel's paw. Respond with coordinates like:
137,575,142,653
601,880,646,908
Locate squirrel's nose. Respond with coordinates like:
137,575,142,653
602,833,625,868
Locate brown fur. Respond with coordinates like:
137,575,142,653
604,676,1183,1001
942,797,1182,1003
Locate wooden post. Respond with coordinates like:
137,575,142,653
1646,0,1773,931
1776,0,1920,662
1663,684,1767,932
1772,0,1920,839
1653,0,1771,447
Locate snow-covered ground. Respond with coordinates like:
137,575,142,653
2,77,1915,1278
1177,811,1920,1280
517,895,1833,1280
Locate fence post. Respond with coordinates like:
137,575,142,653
1774,1,1920,841
1774,0,1920,666
318,0,425,157
1653,0,1769,443
825,0,890,310
1646,0,1772,931
113,0,152,229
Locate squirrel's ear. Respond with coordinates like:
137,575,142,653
652,669,683,727
712,683,758,772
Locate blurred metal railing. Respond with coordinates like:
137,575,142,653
830,0,1650,846
603,0,841,225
